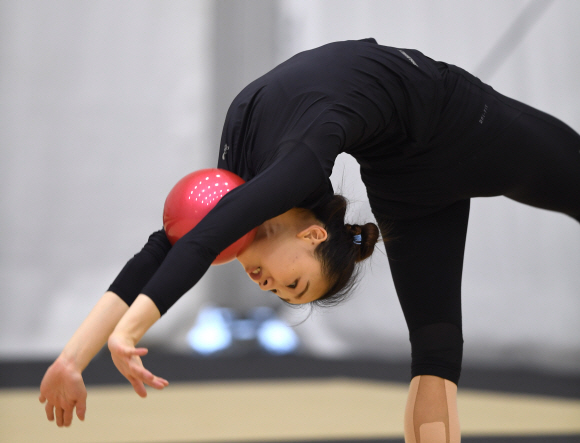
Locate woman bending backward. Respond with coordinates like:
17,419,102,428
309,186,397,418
39,39,580,442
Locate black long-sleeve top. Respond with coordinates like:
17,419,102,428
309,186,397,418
108,38,509,314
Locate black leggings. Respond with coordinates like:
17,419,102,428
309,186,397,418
454,96,580,221
377,96,580,384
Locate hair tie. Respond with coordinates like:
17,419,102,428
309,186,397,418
353,234,362,245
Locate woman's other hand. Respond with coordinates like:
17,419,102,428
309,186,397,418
107,333,168,397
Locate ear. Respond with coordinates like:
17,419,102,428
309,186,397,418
298,225,328,243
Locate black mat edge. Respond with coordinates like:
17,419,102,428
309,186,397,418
2,351,579,399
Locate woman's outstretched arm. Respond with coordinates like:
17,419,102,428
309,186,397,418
39,229,172,427
39,291,129,427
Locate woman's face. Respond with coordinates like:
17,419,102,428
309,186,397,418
237,223,329,304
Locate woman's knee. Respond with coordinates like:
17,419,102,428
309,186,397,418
410,322,464,385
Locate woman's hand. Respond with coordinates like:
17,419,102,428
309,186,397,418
39,357,87,427
108,333,168,397
38,291,130,425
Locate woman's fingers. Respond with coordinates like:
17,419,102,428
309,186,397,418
129,375,168,396
44,400,84,426
55,406,64,427
139,369,169,389
76,398,86,421
109,336,148,357
48,400,77,427
129,376,148,398
44,401,55,421
130,367,169,391
41,390,84,426
153,376,169,389
109,337,169,396
119,346,148,358
123,355,168,387
63,404,74,427
132,347,148,356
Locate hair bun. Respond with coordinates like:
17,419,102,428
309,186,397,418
346,223,380,262
310,194,381,307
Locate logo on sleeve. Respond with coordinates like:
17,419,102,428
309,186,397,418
398,49,419,67
479,104,488,124
222,144,230,160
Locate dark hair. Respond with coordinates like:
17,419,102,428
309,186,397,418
309,194,381,307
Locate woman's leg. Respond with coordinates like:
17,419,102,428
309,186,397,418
378,199,470,442
383,199,470,383
405,375,460,443
453,97,580,222
500,107,580,222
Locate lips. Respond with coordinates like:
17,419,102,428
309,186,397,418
246,266,262,282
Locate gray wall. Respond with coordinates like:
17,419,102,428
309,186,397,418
1,0,578,373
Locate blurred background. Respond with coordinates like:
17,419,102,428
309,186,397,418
1,0,579,376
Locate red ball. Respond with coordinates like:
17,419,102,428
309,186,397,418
163,168,257,265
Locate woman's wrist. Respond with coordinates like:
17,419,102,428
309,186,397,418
111,294,161,345
52,351,84,374
54,291,130,373
107,330,138,350
57,336,103,373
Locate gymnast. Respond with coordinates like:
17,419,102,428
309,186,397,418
39,38,580,442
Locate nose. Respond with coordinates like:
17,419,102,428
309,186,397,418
259,276,274,291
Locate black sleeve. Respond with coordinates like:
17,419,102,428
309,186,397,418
107,229,172,306
140,143,329,315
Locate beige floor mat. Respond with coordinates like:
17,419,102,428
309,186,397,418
1,378,580,442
